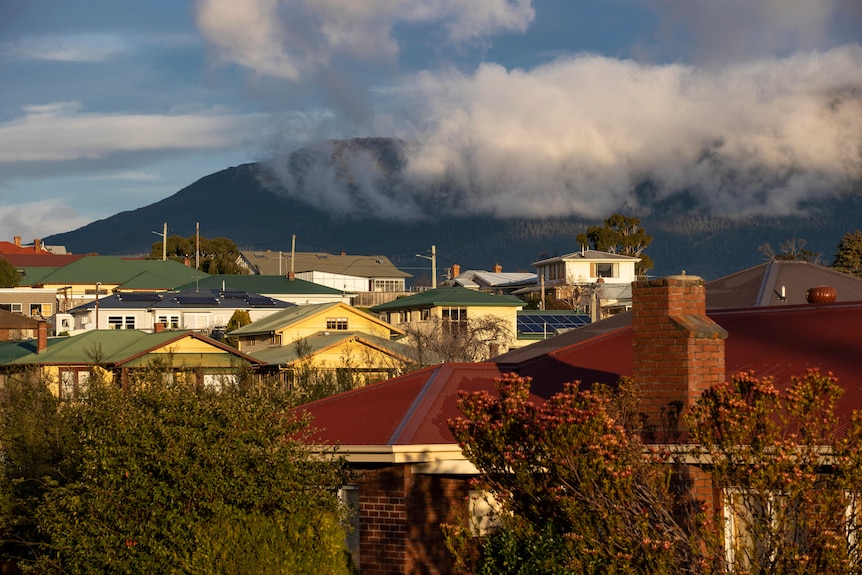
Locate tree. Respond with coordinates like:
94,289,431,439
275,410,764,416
687,370,862,575
0,259,20,288
150,234,247,274
833,230,862,278
401,315,514,365
576,213,654,276
448,375,704,575
223,309,252,348
0,368,355,574
447,371,862,575
758,237,821,263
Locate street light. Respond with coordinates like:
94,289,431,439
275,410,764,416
415,245,437,289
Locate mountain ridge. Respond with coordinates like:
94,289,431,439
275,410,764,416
44,138,862,281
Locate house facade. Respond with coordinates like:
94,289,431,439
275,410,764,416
298,275,862,574
0,287,58,319
61,288,292,336
228,302,410,385
370,286,525,356
238,251,412,295
0,325,263,398
518,248,640,317
173,274,351,306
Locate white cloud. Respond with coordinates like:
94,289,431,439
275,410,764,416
0,200,91,241
390,45,862,218
265,45,862,220
0,102,258,164
1,33,130,62
193,0,535,82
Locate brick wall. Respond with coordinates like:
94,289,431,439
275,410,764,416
356,465,471,575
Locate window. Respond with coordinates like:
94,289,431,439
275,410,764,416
373,279,403,292
107,316,136,329
29,303,52,317
723,489,807,570
0,303,23,314
203,373,239,391
469,489,502,536
594,262,619,278
157,315,181,329
441,307,467,322
59,369,90,401
339,484,360,568
326,317,348,330
442,307,468,335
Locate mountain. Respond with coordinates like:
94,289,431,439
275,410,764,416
44,138,862,281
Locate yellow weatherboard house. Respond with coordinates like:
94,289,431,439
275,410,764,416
0,322,262,399
227,302,411,386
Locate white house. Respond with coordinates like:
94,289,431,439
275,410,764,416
515,249,641,317
60,288,293,336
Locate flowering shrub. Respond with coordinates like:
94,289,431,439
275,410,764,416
449,370,862,575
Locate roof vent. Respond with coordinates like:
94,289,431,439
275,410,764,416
806,285,837,303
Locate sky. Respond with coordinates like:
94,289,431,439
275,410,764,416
1,0,861,243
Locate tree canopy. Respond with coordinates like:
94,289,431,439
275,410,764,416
576,213,654,276
150,234,247,274
0,369,354,574
0,259,20,288
448,371,862,574
833,230,862,278
758,237,821,263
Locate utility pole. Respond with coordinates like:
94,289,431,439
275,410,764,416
416,245,437,288
195,222,200,270
162,222,167,261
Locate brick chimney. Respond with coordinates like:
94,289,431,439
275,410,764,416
37,321,48,353
632,275,727,435
34,238,42,252
14,236,21,246
154,322,166,333
493,263,502,274
451,264,461,278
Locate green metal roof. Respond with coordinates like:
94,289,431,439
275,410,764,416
369,286,524,312
174,274,345,295
246,332,415,366
18,266,60,285
33,256,209,288
228,303,341,336
6,330,259,367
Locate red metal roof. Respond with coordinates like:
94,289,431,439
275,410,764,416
300,301,862,446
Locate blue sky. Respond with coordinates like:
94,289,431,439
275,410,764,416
2,0,861,242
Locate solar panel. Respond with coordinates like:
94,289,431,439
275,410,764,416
175,295,219,305
221,290,248,299
246,296,275,306
517,313,590,334
119,292,162,302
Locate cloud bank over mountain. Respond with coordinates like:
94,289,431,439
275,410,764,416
195,0,862,221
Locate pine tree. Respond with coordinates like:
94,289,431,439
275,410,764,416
833,230,862,278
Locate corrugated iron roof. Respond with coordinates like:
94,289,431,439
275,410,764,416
301,301,862,447
369,286,524,312
706,260,862,309
241,251,412,278
174,274,346,296
30,256,208,287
